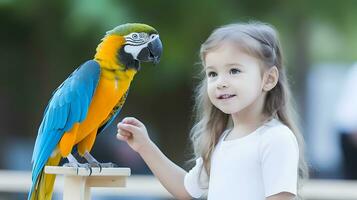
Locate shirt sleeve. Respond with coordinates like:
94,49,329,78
259,125,299,197
184,157,209,198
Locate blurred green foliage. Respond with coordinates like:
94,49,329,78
1,0,357,165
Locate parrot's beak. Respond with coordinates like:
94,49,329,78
137,35,162,65
148,36,162,64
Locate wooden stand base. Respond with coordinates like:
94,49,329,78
45,166,131,200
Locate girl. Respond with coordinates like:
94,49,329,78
117,21,308,200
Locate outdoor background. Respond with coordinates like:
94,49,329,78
1,0,357,199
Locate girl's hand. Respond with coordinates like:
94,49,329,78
116,117,152,153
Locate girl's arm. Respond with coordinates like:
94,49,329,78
267,192,295,200
116,117,192,200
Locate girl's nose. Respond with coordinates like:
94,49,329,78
217,79,229,89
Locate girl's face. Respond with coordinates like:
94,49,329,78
204,42,265,114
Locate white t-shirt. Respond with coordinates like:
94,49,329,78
184,118,299,200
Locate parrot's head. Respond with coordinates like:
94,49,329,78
95,23,163,71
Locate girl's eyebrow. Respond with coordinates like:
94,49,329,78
225,63,244,68
205,65,216,70
205,63,244,70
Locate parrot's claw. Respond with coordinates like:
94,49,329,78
63,162,93,176
83,152,117,173
96,162,117,172
88,162,117,172
87,162,102,172
65,153,93,175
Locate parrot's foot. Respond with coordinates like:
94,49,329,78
65,153,94,176
84,152,117,172
63,162,94,176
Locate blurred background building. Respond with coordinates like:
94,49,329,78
1,0,357,199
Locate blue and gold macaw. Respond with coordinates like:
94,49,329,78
28,23,162,200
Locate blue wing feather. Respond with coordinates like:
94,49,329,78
30,60,101,196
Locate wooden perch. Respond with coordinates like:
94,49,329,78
45,166,131,200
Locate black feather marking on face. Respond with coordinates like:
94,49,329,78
118,45,141,71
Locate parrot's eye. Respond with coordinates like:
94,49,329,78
124,32,149,45
132,33,139,39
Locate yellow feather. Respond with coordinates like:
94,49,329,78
94,35,125,70
31,151,61,200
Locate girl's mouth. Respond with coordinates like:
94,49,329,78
217,94,236,99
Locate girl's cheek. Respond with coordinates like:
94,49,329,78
207,84,214,94
207,93,215,105
207,78,216,87
207,87,216,102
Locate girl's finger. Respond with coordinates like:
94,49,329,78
116,133,128,141
117,128,131,136
120,130,132,137
118,123,140,134
122,117,144,127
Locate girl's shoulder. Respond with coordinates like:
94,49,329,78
258,118,298,147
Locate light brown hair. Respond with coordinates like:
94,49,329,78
190,21,308,199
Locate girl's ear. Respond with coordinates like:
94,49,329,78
262,66,279,91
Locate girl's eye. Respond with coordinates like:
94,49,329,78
207,71,217,77
230,68,241,74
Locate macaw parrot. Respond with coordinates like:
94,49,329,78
28,23,162,200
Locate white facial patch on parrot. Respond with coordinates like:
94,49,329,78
124,33,159,60
124,43,149,60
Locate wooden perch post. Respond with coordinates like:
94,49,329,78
45,166,131,200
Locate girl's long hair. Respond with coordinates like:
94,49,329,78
190,21,308,199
